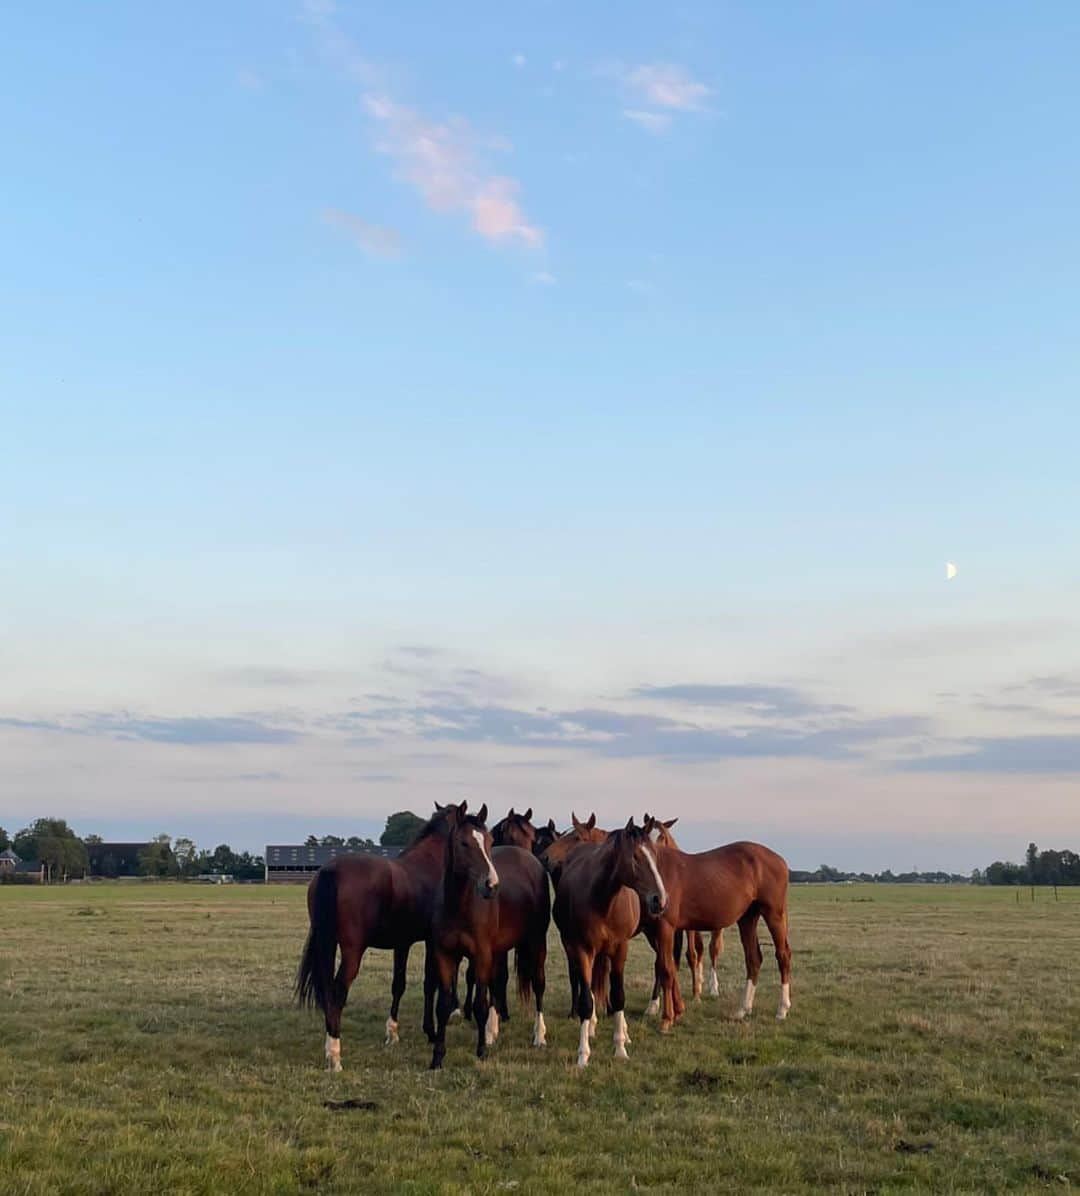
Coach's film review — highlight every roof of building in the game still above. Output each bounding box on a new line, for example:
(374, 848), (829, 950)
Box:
(265, 844), (401, 867)
(0, 850), (44, 873)
(0, 849), (19, 862)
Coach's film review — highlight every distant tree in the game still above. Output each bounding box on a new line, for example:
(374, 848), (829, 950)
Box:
(173, 837), (199, 878)
(1026, 842), (1039, 884)
(138, 834), (179, 878)
(380, 811), (425, 847)
(13, 818), (88, 882)
(0, 827), (9, 852)
(346, 835), (377, 850)
(304, 835), (319, 847)
(320, 835), (345, 847)
(84, 833), (103, 846)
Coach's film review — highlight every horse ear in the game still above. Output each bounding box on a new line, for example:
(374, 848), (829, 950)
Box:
(625, 816), (636, 832)
(523, 807), (533, 822)
(477, 803), (488, 824)
(547, 818), (556, 832)
(508, 807), (515, 818)
(459, 799), (468, 816)
(586, 813), (596, 830)
(664, 818), (678, 829)
(571, 811), (582, 831)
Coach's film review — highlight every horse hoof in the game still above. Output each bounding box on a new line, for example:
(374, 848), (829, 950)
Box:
(327, 1060), (342, 1073)
(429, 1060), (443, 1071)
(659, 1020), (673, 1034)
(776, 1008), (791, 1021)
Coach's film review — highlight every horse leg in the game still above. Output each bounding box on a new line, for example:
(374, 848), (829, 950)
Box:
(610, 942), (631, 1060)
(707, 930), (723, 997)
(428, 950), (458, 1070)
(531, 938), (548, 1047)
(463, 960), (475, 1022)
(473, 952), (495, 1058)
(762, 904), (793, 1019)
(385, 944), (408, 1045)
(643, 924), (662, 1017)
(494, 953), (511, 1022)
(653, 921), (678, 1033)
(574, 949), (595, 1068)
(422, 941), (438, 1043)
(325, 943), (363, 1072)
(734, 908), (763, 1020)
(687, 931), (705, 1000)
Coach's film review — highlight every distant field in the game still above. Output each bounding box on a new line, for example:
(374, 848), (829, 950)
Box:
(1, 882), (1077, 1194)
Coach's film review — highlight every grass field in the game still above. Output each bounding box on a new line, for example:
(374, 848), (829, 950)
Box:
(1, 882), (1078, 1194)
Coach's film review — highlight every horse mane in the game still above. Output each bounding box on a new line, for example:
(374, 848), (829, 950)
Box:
(400, 810), (454, 854)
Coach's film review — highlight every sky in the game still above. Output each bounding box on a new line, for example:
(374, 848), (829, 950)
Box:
(3, 1), (1079, 871)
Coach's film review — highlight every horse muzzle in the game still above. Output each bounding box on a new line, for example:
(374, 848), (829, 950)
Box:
(481, 879), (499, 900)
(647, 894), (668, 916)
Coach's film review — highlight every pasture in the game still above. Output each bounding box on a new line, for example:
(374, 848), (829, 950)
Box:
(1, 882), (1077, 1194)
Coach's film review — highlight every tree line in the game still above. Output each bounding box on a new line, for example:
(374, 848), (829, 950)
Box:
(0, 811), (429, 883)
(974, 843), (1080, 886)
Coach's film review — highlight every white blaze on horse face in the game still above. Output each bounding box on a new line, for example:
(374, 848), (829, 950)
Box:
(613, 1010), (629, 1060)
(708, 968), (720, 997)
(734, 979), (757, 1020)
(639, 844), (667, 909)
(472, 829), (499, 889)
(532, 1011), (547, 1047)
(777, 982), (791, 1020)
(577, 1018), (591, 1068)
(325, 1034), (342, 1072)
(485, 1006), (500, 1045)
(384, 1017), (400, 1046)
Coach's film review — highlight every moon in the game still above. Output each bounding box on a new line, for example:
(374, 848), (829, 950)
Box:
(945, 561), (958, 581)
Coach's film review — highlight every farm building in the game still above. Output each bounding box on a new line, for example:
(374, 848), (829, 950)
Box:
(86, 842), (149, 878)
(264, 843), (401, 884)
(0, 849), (45, 882)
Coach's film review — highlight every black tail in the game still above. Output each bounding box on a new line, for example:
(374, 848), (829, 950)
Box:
(592, 953), (611, 1014)
(296, 867), (338, 1014)
(674, 928), (684, 968)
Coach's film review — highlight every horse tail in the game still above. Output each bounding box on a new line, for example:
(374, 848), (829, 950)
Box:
(592, 953), (611, 1015)
(515, 945), (534, 1005)
(296, 867), (338, 1013)
(673, 928), (684, 968)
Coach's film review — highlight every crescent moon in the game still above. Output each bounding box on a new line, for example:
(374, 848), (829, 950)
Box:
(945, 562), (958, 581)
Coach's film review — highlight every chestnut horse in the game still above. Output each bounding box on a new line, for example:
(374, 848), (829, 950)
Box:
(550, 818), (664, 1067)
(645, 817), (724, 1006)
(426, 805), (550, 1069)
(632, 816), (792, 1032)
(296, 803), (456, 1071)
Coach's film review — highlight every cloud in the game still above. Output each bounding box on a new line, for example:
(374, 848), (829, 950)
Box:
(626, 63), (710, 111)
(528, 271), (557, 285)
(622, 109), (671, 134)
(898, 735), (1080, 774)
(322, 208), (402, 258)
(630, 683), (852, 719)
(1, 713), (299, 745)
(217, 667), (325, 688)
(511, 53), (526, 69)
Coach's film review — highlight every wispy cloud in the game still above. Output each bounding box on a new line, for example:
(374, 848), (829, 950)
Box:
(622, 109), (671, 134)
(529, 270), (557, 285)
(630, 683), (852, 719)
(322, 208), (402, 257)
(898, 735), (1080, 774)
(364, 95), (542, 248)
(626, 63), (710, 111)
(1, 713), (300, 745)
(511, 53), (526, 69)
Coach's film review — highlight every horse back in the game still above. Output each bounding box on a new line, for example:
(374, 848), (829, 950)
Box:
(492, 846), (550, 951)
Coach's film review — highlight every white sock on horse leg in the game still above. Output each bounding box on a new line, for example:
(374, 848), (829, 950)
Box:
(325, 1034), (342, 1072)
(588, 1008), (597, 1039)
(645, 997), (660, 1016)
(532, 1011), (547, 1047)
(776, 981), (791, 1020)
(708, 968), (720, 997)
(384, 1017), (399, 1046)
(612, 1010), (629, 1060)
(735, 979), (756, 1020)
(576, 1019), (591, 1068)
(485, 1007), (500, 1045)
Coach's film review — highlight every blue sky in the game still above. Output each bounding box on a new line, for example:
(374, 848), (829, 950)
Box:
(3, 1), (1079, 869)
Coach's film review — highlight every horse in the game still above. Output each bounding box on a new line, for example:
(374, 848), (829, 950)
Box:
(296, 802), (457, 1071)
(645, 817), (724, 1005)
(630, 815), (792, 1032)
(531, 817), (560, 858)
(491, 807), (536, 851)
(550, 817), (667, 1067)
(426, 804), (550, 1069)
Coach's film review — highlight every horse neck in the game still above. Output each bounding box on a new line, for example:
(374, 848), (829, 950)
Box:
(441, 835), (474, 914)
(587, 840), (628, 909)
(400, 831), (449, 895)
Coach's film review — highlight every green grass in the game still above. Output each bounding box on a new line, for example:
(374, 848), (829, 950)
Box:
(1, 883), (1078, 1194)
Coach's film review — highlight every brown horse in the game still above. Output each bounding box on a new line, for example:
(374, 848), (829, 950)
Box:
(632, 816), (792, 1032)
(426, 805), (550, 1069)
(491, 807), (536, 851)
(296, 803), (457, 1071)
(550, 818), (664, 1067)
(645, 817), (724, 1006)
(531, 817), (560, 858)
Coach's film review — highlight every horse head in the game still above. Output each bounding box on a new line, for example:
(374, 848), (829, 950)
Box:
(531, 817), (560, 858)
(643, 813), (680, 848)
(540, 812), (607, 880)
(609, 817), (669, 917)
(446, 802), (499, 900)
(491, 806), (537, 851)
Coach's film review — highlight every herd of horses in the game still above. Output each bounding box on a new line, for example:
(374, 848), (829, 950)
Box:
(297, 803), (792, 1070)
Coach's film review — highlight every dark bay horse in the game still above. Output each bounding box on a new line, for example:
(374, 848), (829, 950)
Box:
(632, 816), (792, 1032)
(646, 817), (724, 1005)
(491, 807), (536, 851)
(550, 818), (662, 1067)
(531, 817), (560, 858)
(426, 806), (550, 1069)
(296, 803), (457, 1071)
